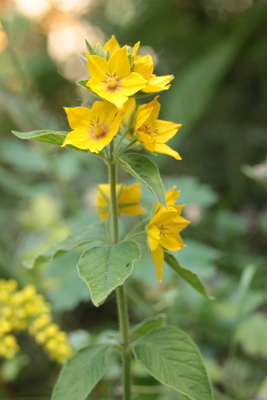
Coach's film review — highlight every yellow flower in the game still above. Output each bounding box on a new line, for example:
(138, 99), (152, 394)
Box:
(86, 47), (147, 108)
(62, 101), (124, 153)
(134, 54), (173, 93)
(97, 183), (145, 221)
(103, 35), (140, 57)
(147, 187), (190, 282)
(134, 96), (182, 159)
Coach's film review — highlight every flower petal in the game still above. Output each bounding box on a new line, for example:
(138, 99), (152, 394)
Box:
(87, 55), (108, 79)
(131, 41), (140, 56)
(142, 75), (173, 93)
(160, 232), (185, 252)
(62, 129), (93, 150)
(137, 96), (160, 125)
(103, 36), (120, 56)
(153, 142), (182, 160)
(151, 120), (182, 143)
(134, 55), (153, 81)
(92, 101), (118, 126)
(121, 98), (136, 128)
(97, 184), (110, 221)
(147, 224), (161, 252)
(64, 107), (93, 131)
(166, 187), (180, 207)
(108, 47), (131, 78)
(151, 246), (164, 282)
(135, 107), (153, 131)
(119, 72), (147, 96)
(105, 109), (125, 140)
(118, 183), (145, 216)
(136, 131), (156, 152)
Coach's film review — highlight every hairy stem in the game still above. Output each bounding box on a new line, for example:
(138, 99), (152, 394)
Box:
(108, 141), (132, 400)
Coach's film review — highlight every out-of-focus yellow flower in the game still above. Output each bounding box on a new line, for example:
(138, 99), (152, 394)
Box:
(0, 280), (72, 364)
(86, 47), (147, 108)
(147, 187), (190, 282)
(0, 334), (19, 359)
(97, 183), (145, 221)
(62, 101), (124, 153)
(134, 54), (173, 93)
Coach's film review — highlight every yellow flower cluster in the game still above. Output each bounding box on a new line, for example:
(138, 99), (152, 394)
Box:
(0, 280), (73, 364)
(60, 35), (189, 282)
(62, 36), (181, 159)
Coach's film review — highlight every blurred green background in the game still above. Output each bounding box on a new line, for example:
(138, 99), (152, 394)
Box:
(0, 0), (267, 399)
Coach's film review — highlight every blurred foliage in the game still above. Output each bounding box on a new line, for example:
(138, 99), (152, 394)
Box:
(0, 0), (267, 399)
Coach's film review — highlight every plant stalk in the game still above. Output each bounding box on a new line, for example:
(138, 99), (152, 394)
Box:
(108, 141), (132, 400)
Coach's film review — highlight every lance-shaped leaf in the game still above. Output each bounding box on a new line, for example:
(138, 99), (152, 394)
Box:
(78, 241), (141, 306)
(25, 223), (107, 269)
(118, 153), (166, 207)
(12, 130), (68, 145)
(133, 326), (214, 400)
(164, 252), (213, 299)
(51, 344), (111, 400)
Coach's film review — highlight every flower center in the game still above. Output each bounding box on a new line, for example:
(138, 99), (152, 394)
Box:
(105, 70), (120, 90)
(139, 124), (159, 135)
(89, 118), (106, 138)
(159, 225), (170, 237)
(107, 78), (117, 88)
(94, 125), (105, 137)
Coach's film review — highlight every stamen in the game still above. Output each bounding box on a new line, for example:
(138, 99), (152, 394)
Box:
(159, 225), (170, 237)
(105, 70), (120, 90)
(88, 119), (106, 138)
(94, 125), (105, 137)
(139, 124), (159, 135)
(107, 78), (117, 88)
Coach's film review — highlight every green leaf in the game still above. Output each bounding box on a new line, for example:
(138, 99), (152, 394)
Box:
(78, 52), (88, 69)
(12, 130), (90, 153)
(78, 241), (141, 306)
(51, 344), (111, 400)
(175, 239), (220, 280)
(118, 153), (166, 207)
(131, 314), (166, 339)
(164, 252), (213, 299)
(85, 39), (97, 55)
(25, 223), (106, 269)
(76, 79), (90, 90)
(133, 326), (213, 400)
(12, 130), (68, 146)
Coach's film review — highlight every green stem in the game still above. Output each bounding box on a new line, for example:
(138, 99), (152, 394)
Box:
(126, 218), (150, 237)
(117, 139), (137, 156)
(125, 231), (146, 241)
(108, 141), (119, 244)
(115, 127), (132, 153)
(108, 141), (132, 400)
(116, 285), (132, 400)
